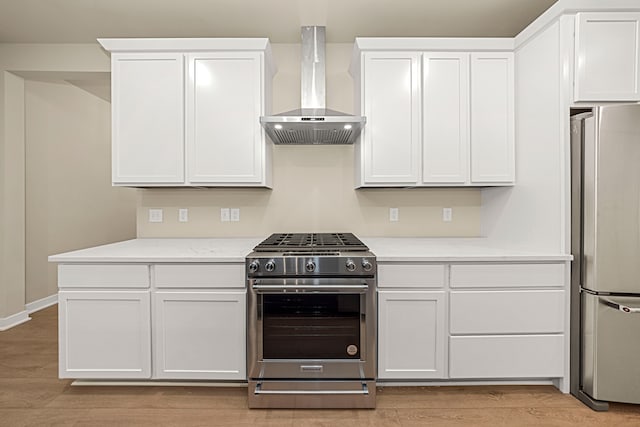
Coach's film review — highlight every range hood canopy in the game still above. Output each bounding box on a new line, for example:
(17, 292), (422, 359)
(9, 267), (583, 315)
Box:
(260, 26), (366, 145)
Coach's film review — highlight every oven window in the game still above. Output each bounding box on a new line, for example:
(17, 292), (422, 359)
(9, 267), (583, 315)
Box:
(262, 293), (361, 359)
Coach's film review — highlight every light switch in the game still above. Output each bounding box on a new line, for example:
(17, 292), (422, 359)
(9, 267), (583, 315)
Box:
(148, 209), (163, 223)
(443, 207), (453, 222)
(220, 208), (230, 222)
(230, 208), (240, 222)
(389, 207), (399, 222)
(178, 208), (189, 222)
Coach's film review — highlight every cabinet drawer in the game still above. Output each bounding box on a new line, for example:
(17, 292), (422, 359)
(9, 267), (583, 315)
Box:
(449, 335), (564, 378)
(450, 263), (564, 288)
(154, 264), (245, 288)
(450, 290), (564, 334)
(378, 263), (446, 288)
(58, 264), (149, 288)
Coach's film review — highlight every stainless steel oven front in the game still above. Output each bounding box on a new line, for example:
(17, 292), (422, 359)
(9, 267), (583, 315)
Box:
(247, 277), (376, 408)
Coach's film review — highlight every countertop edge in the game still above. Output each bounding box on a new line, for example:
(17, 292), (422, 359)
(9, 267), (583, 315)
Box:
(47, 256), (247, 263)
(375, 255), (573, 262)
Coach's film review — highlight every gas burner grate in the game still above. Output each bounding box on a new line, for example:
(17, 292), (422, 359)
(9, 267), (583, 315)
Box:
(254, 233), (368, 252)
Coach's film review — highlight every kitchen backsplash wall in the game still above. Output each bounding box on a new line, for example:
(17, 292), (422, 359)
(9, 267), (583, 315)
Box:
(136, 43), (482, 238)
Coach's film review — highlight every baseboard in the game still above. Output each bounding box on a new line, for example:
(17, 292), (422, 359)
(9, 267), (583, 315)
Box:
(25, 293), (58, 314)
(377, 379), (556, 387)
(0, 310), (31, 331)
(72, 380), (248, 387)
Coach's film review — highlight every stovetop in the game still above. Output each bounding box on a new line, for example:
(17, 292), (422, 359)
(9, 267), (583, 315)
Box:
(247, 233), (375, 277)
(253, 233), (368, 253)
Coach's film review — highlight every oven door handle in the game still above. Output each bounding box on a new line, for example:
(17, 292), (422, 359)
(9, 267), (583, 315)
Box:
(254, 381), (370, 395)
(252, 284), (369, 293)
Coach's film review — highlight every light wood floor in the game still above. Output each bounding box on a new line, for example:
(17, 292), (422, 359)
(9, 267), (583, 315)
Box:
(1, 306), (639, 426)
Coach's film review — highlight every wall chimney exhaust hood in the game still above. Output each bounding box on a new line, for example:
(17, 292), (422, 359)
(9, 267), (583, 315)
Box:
(260, 26), (366, 145)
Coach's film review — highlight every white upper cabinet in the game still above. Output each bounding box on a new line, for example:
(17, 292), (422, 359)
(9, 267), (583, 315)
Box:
(112, 53), (185, 185)
(101, 39), (273, 187)
(359, 52), (421, 185)
(575, 12), (640, 102)
(422, 53), (469, 184)
(186, 52), (267, 185)
(351, 39), (515, 188)
(470, 53), (515, 184)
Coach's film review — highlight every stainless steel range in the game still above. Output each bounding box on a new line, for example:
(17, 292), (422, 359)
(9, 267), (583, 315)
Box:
(246, 233), (376, 409)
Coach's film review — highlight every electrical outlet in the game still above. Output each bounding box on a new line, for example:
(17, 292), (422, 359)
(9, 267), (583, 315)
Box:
(178, 208), (189, 222)
(230, 208), (240, 222)
(148, 209), (163, 223)
(443, 207), (453, 222)
(389, 207), (399, 222)
(220, 208), (230, 222)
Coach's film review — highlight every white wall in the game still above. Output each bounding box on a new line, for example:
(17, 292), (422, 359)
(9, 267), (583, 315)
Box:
(0, 43), (135, 322)
(0, 71), (26, 320)
(481, 21), (565, 253)
(25, 79), (136, 303)
(137, 43), (482, 238)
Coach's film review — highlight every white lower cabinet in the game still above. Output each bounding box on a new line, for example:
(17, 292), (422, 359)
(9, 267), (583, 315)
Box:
(377, 261), (568, 384)
(58, 290), (151, 379)
(448, 262), (567, 381)
(57, 262), (247, 382)
(153, 291), (246, 380)
(378, 290), (446, 379)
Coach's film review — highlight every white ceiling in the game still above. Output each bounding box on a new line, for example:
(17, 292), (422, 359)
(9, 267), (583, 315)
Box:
(0, 0), (558, 44)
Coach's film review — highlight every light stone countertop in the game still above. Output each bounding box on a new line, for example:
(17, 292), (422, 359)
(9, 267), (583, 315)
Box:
(48, 237), (264, 263)
(48, 236), (572, 264)
(362, 237), (572, 262)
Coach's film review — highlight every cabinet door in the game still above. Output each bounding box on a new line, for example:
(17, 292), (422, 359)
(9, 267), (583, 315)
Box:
(186, 52), (266, 185)
(111, 53), (185, 185)
(361, 52), (421, 185)
(422, 53), (469, 184)
(58, 290), (151, 379)
(470, 53), (515, 184)
(575, 12), (640, 101)
(154, 291), (246, 380)
(378, 290), (446, 379)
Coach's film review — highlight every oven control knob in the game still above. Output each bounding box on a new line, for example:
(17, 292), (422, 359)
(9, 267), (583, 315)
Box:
(248, 260), (260, 273)
(265, 260), (276, 272)
(361, 259), (373, 272)
(345, 259), (356, 272)
(305, 260), (316, 272)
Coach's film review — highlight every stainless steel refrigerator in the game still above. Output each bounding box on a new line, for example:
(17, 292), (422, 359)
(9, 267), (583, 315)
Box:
(571, 104), (640, 411)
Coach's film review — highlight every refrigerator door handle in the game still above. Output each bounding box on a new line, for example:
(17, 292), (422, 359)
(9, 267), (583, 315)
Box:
(601, 298), (640, 314)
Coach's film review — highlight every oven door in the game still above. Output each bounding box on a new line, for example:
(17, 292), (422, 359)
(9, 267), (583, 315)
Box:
(247, 278), (376, 381)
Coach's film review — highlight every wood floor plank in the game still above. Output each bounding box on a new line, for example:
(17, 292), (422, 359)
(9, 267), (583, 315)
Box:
(1, 305), (639, 426)
(395, 407), (640, 427)
(0, 378), (70, 409)
(83, 408), (296, 427)
(45, 386), (248, 410)
(0, 408), (92, 427)
(376, 385), (584, 409)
